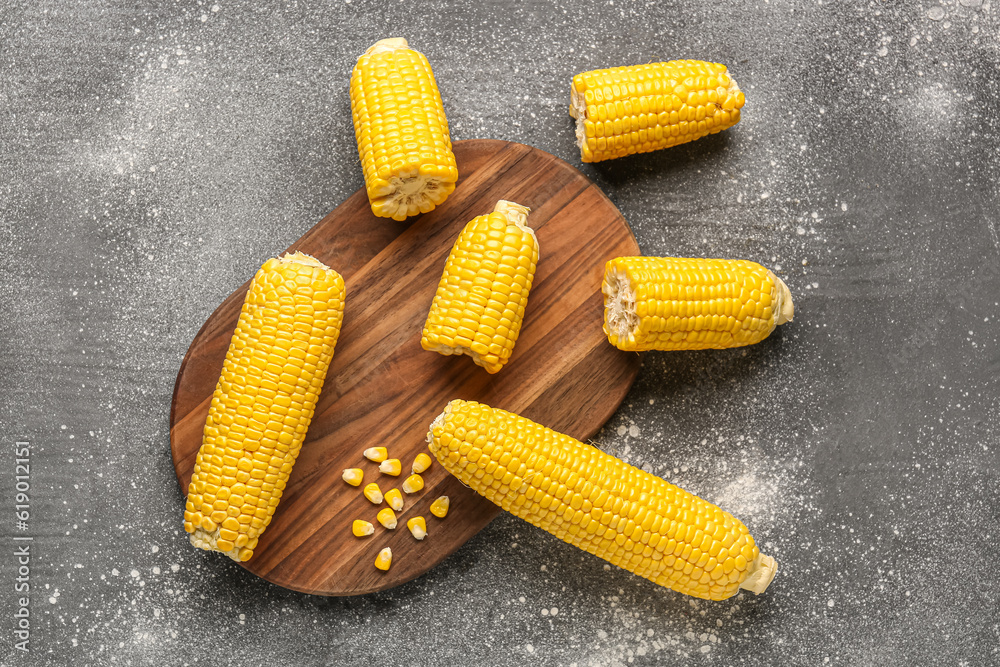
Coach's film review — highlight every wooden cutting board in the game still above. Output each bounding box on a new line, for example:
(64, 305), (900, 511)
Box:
(170, 139), (641, 595)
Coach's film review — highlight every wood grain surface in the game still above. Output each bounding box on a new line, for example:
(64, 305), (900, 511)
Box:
(169, 139), (641, 595)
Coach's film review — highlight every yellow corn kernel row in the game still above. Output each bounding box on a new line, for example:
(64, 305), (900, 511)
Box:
(427, 400), (777, 600)
(350, 38), (458, 221)
(569, 60), (745, 163)
(184, 252), (345, 562)
(602, 256), (794, 352)
(421, 201), (538, 374)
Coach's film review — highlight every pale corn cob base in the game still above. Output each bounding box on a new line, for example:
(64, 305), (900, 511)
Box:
(569, 65), (744, 162)
(421, 200), (537, 373)
(603, 263), (794, 349)
(355, 38), (456, 221)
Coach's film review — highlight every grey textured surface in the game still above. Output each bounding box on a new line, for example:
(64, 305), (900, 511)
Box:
(2, 1), (999, 665)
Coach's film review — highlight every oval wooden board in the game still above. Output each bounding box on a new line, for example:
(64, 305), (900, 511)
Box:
(170, 139), (641, 595)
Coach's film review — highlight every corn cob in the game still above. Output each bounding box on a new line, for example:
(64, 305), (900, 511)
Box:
(350, 38), (458, 221)
(427, 400), (777, 600)
(184, 252), (345, 562)
(569, 60), (745, 163)
(603, 256), (794, 352)
(420, 200), (538, 374)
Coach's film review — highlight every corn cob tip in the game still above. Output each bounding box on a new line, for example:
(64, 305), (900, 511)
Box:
(772, 273), (794, 325)
(737, 553), (778, 595)
(363, 37), (409, 56)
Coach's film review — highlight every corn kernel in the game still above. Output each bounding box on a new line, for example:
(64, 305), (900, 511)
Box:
(377, 507), (398, 529)
(402, 474), (424, 494)
(384, 488), (404, 512)
(352, 520), (374, 537)
(379, 459), (402, 476)
(407, 516), (427, 540)
(412, 452), (432, 474)
(374, 547), (392, 571)
(363, 482), (383, 505)
(430, 495), (450, 518)
(342, 468), (364, 486)
(364, 447), (388, 463)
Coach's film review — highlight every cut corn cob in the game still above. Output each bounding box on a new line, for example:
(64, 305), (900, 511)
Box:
(420, 200), (538, 374)
(412, 452), (432, 474)
(385, 488), (404, 512)
(402, 474), (424, 494)
(377, 507), (398, 530)
(342, 468), (364, 486)
(603, 256), (794, 352)
(407, 516), (427, 540)
(364, 482), (384, 505)
(570, 60), (745, 163)
(352, 520), (375, 537)
(364, 446), (388, 463)
(429, 496), (450, 518)
(183, 252), (345, 563)
(379, 459), (402, 476)
(375, 547), (393, 571)
(350, 38), (458, 221)
(427, 400), (777, 600)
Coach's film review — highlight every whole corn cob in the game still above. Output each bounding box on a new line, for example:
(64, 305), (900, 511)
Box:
(420, 200), (538, 374)
(569, 60), (745, 163)
(184, 252), (345, 562)
(427, 400), (777, 600)
(603, 256), (793, 352)
(350, 37), (458, 221)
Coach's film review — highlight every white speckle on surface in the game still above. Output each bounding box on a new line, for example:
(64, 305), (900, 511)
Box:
(927, 6), (945, 20)
(828, 599), (835, 608)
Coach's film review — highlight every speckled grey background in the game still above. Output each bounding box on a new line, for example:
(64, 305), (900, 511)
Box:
(1, 0), (999, 665)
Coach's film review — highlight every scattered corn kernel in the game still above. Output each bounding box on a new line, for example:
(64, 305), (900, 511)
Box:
(352, 520), (374, 537)
(384, 488), (404, 512)
(375, 547), (392, 571)
(379, 459), (402, 476)
(402, 474), (424, 494)
(429, 495), (450, 518)
(412, 452), (432, 474)
(364, 447), (388, 463)
(342, 468), (364, 486)
(377, 507), (398, 529)
(363, 482), (383, 505)
(407, 516), (427, 540)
